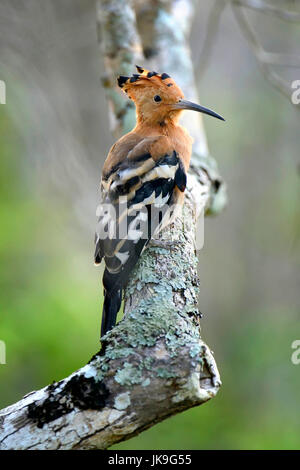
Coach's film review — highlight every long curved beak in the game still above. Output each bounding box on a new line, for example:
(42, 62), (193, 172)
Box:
(174, 99), (225, 121)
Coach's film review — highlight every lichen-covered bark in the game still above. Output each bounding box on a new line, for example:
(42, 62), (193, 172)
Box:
(0, 0), (225, 450)
(0, 303), (219, 450)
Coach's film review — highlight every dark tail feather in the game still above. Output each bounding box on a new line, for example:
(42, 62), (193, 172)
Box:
(101, 269), (122, 337)
(100, 289), (122, 337)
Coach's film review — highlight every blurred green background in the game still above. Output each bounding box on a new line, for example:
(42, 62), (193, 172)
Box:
(0, 1), (299, 449)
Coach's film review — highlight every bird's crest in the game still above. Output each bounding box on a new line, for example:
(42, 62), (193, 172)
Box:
(117, 65), (175, 90)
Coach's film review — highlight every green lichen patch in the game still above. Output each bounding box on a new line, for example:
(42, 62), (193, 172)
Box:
(114, 362), (144, 386)
(189, 343), (202, 358)
(141, 378), (151, 387)
(156, 368), (178, 379)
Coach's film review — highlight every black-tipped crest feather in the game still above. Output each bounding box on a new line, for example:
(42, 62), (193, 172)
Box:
(117, 75), (130, 88)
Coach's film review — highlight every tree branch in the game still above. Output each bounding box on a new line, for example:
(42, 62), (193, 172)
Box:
(231, 0), (300, 23)
(96, 0), (143, 137)
(231, 1), (300, 104)
(195, 0), (226, 81)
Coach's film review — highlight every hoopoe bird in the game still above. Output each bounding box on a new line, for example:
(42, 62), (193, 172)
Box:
(95, 66), (224, 337)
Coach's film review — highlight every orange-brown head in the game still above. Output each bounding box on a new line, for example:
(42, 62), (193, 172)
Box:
(118, 65), (224, 126)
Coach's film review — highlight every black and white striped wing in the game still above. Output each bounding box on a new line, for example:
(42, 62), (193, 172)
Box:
(94, 150), (186, 292)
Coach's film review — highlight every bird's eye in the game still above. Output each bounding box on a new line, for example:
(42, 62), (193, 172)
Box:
(154, 95), (162, 102)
